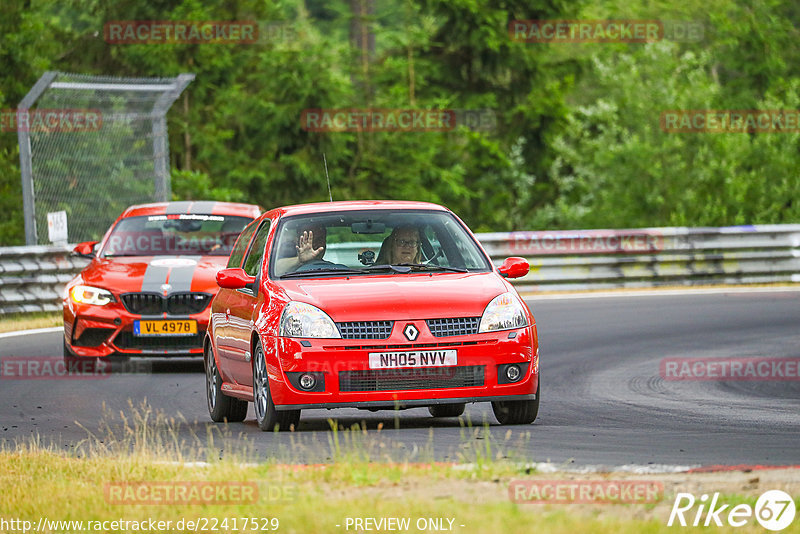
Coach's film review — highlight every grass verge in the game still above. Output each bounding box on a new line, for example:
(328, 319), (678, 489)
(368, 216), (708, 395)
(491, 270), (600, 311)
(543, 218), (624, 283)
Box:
(2, 402), (797, 534)
(1, 449), (797, 533)
(0, 311), (61, 333)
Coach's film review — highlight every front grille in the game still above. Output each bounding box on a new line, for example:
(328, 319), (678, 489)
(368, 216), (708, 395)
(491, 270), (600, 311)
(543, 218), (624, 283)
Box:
(339, 365), (484, 392)
(337, 321), (393, 339)
(73, 328), (113, 347)
(113, 331), (204, 351)
(121, 293), (162, 315)
(324, 340), (493, 351)
(121, 292), (211, 315)
(167, 293), (212, 314)
(426, 317), (481, 337)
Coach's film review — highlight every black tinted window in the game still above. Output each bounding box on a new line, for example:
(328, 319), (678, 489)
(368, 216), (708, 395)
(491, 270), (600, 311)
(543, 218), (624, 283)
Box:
(227, 220), (258, 268)
(243, 220), (271, 276)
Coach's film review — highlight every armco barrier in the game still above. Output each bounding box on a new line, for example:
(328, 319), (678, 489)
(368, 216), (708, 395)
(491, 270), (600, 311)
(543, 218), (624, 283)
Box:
(479, 224), (800, 292)
(0, 244), (89, 315)
(1, 224), (799, 315)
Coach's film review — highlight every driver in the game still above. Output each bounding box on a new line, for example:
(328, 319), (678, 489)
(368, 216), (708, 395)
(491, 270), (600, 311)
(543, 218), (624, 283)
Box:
(376, 226), (422, 265)
(274, 225), (328, 275)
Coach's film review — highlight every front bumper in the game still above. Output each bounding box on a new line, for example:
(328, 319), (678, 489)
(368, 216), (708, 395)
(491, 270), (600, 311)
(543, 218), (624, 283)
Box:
(64, 300), (208, 358)
(261, 325), (539, 409)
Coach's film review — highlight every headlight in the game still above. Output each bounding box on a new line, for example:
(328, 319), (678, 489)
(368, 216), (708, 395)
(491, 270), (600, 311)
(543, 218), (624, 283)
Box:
(279, 302), (341, 338)
(70, 285), (114, 306)
(478, 292), (528, 333)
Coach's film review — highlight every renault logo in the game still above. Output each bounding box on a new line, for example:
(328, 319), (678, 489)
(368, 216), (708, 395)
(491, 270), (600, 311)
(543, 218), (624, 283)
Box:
(403, 323), (419, 341)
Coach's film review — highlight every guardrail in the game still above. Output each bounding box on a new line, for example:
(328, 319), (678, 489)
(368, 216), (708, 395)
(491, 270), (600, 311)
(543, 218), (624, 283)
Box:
(0, 245), (89, 315)
(479, 224), (800, 292)
(1, 224), (799, 315)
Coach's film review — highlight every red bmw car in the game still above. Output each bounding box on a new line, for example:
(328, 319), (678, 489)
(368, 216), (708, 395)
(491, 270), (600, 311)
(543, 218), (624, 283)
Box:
(205, 201), (539, 430)
(63, 201), (262, 363)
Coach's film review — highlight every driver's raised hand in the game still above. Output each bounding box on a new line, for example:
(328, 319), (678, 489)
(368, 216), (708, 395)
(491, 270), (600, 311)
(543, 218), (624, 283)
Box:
(297, 230), (324, 264)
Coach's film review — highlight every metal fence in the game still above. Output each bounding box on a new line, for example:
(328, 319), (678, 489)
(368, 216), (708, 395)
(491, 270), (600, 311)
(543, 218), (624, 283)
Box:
(18, 72), (195, 246)
(1, 224), (799, 316)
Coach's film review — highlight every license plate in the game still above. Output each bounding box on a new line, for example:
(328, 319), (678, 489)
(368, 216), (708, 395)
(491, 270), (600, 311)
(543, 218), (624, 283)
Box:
(368, 349), (457, 369)
(134, 320), (197, 336)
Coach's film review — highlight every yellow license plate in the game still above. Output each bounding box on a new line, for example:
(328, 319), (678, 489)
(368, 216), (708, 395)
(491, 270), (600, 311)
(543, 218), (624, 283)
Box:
(134, 320), (197, 336)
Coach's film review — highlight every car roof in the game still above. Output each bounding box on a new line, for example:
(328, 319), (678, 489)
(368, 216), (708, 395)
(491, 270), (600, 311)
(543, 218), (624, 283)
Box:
(120, 201), (262, 219)
(268, 200), (450, 218)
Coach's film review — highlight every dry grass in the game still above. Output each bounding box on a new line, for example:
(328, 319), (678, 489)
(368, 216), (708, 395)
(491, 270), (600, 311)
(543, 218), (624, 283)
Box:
(1, 403), (796, 533)
(0, 311), (61, 333)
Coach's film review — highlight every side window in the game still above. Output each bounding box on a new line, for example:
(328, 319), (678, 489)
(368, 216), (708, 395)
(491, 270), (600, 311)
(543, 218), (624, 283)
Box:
(242, 220), (271, 276)
(227, 220), (258, 268)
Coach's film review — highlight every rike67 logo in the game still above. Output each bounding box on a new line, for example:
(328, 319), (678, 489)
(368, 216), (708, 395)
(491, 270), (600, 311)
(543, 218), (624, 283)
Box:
(668, 490), (796, 531)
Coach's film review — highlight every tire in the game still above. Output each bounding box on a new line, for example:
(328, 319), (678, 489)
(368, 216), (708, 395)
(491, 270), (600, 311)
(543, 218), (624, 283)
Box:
(428, 403), (466, 418)
(205, 342), (248, 423)
(492, 376), (540, 425)
(63, 339), (77, 367)
(253, 340), (300, 431)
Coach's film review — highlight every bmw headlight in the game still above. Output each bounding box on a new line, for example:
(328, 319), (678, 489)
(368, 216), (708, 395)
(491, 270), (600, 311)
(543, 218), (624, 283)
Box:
(478, 292), (528, 333)
(279, 302), (341, 338)
(70, 285), (114, 306)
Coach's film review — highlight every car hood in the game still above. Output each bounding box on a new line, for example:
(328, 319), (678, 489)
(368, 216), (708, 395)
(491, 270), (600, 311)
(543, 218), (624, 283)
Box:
(80, 255), (227, 295)
(278, 272), (510, 321)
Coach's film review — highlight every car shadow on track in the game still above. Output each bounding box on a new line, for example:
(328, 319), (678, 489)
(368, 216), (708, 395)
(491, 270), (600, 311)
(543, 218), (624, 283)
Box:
(106, 358), (204, 374)
(233, 408), (497, 432)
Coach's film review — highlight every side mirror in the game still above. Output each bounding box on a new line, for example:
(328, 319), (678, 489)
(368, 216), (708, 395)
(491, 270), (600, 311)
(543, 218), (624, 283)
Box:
(498, 257), (529, 279)
(73, 241), (99, 259)
(216, 268), (256, 290)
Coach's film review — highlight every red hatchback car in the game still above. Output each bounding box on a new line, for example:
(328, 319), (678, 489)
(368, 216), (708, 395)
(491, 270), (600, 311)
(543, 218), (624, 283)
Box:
(63, 201), (262, 362)
(205, 201), (539, 430)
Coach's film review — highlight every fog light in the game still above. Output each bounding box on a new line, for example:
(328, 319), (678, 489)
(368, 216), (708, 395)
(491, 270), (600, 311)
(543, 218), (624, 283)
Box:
(299, 373), (316, 390)
(506, 364), (521, 382)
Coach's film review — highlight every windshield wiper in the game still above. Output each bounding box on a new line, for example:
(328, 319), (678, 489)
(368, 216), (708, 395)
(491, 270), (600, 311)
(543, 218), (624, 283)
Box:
(362, 264), (413, 273)
(281, 268), (368, 278)
(367, 263), (468, 273)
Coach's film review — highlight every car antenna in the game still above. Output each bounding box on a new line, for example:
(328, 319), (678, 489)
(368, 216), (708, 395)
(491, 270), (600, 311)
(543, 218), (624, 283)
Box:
(323, 153), (333, 202)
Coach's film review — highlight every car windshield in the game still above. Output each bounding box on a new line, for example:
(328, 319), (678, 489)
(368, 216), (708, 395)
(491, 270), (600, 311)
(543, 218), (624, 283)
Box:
(101, 214), (252, 257)
(270, 209), (492, 278)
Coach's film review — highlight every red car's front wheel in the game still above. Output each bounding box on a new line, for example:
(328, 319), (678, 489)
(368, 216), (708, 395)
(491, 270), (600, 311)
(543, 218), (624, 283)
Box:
(205, 342), (248, 423)
(253, 340), (300, 431)
(492, 376), (540, 425)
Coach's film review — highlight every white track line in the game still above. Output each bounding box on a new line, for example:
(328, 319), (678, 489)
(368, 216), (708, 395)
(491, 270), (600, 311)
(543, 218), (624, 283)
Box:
(0, 326), (62, 339)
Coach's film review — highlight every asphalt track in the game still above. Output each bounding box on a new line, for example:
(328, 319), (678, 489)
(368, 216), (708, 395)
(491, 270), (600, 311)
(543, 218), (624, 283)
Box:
(2, 289), (799, 468)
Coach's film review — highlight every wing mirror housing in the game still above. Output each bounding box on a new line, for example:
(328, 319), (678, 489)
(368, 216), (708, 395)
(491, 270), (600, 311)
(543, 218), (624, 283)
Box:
(72, 241), (99, 259)
(498, 257), (530, 279)
(216, 268), (256, 290)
